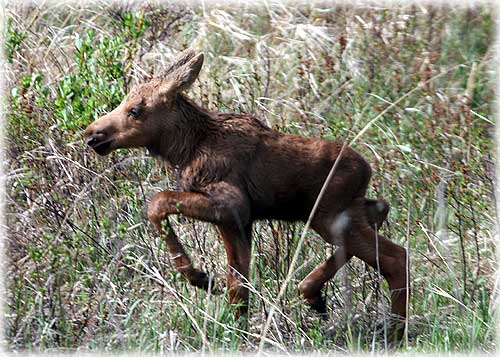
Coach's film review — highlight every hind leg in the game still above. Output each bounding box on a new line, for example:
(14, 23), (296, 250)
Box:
(299, 198), (390, 313)
(345, 201), (408, 343)
(299, 247), (352, 313)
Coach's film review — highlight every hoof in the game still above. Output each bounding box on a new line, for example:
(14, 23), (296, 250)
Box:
(387, 321), (405, 348)
(188, 270), (217, 292)
(306, 295), (327, 315)
(375, 319), (405, 348)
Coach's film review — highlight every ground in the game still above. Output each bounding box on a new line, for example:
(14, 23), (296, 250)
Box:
(4, 2), (497, 353)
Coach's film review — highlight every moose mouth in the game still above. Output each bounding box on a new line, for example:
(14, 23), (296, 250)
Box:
(90, 139), (114, 156)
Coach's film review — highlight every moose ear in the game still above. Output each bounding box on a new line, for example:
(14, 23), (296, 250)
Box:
(171, 53), (204, 92)
(161, 48), (197, 77)
(158, 53), (204, 98)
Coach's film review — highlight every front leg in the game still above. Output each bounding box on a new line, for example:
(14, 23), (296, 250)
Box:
(217, 224), (252, 318)
(150, 217), (211, 290)
(147, 185), (250, 291)
(148, 183), (250, 228)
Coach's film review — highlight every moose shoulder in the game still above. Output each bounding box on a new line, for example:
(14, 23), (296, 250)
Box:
(84, 48), (408, 343)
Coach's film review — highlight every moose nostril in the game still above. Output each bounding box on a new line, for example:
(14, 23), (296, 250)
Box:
(86, 136), (98, 147)
(86, 130), (107, 146)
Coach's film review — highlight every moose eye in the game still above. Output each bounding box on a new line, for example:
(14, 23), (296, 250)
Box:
(129, 108), (141, 119)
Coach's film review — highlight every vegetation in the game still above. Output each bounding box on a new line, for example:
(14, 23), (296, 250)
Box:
(4, 2), (496, 353)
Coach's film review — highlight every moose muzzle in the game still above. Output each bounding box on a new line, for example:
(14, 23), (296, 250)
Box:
(84, 119), (114, 156)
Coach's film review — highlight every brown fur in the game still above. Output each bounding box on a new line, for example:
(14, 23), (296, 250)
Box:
(84, 49), (408, 343)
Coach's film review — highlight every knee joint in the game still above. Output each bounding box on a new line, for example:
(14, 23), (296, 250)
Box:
(299, 279), (322, 298)
(147, 196), (165, 226)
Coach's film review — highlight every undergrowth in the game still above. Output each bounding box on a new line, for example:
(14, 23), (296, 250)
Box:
(4, 2), (497, 353)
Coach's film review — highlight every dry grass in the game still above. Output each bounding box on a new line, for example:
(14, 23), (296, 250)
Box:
(4, 1), (497, 353)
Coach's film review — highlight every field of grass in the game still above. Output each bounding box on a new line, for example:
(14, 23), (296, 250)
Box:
(4, 1), (497, 353)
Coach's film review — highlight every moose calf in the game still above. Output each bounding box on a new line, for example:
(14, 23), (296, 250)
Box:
(85, 49), (408, 342)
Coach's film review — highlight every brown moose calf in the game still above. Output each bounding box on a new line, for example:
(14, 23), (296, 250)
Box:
(84, 49), (408, 342)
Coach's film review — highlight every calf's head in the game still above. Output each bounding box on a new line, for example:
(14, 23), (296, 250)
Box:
(84, 48), (204, 155)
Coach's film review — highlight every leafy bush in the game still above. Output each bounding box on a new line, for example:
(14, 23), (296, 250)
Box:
(4, 3), (496, 353)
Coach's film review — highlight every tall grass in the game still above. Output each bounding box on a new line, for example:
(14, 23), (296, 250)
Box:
(4, 1), (497, 353)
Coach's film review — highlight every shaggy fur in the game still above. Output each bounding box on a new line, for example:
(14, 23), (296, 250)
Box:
(84, 48), (408, 343)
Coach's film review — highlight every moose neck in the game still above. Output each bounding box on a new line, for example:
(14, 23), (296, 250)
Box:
(151, 94), (216, 168)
